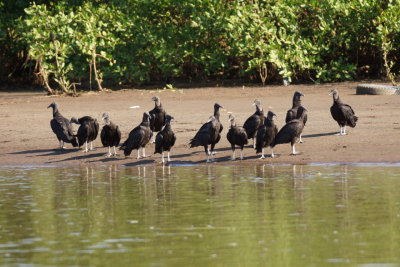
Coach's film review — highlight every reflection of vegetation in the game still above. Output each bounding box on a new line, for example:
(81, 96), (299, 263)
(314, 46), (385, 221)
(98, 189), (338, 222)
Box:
(1, 1), (400, 91)
(0, 165), (399, 265)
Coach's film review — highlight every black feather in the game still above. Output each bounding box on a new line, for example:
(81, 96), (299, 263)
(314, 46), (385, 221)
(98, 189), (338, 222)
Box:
(189, 104), (223, 160)
(227, 116), (248, 151)
(120, 112), (152, 157)
(100, 114), (121, 148)
(154, 115), (176, 154)
(273, 110), (307, 148)
(256, 111), (278, 153)
(48, 102), (78, 148)
(70, 116), (99, 147)
(330, 89), (358, 128)
(149, 96), (166, 132)
(286, 91), (307, 126)
(243, 100), (264, 139)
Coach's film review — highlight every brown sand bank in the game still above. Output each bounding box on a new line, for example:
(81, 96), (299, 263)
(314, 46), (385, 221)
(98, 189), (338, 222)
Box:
(0, 81), (399, 166)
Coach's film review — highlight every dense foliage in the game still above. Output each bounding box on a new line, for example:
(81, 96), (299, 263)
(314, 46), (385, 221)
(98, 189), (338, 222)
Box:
(1, 0), (399, 94)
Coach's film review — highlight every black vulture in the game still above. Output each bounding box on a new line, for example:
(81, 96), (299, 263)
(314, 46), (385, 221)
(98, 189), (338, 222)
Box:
(286, 91), (307, 143)
(330, 89), (358, 135)
(154, 114), (176, 163)
(47, 102), (78, 149)
(243, 99), (264, 148)
(149, 96), (166, 142)
(272, 109), (307, 155)
(226, 114), (248, 160)
(189, 115), (222, 163)
(100, 113), (121, 157)
(120, 112), (153, 158)
(256, 111), (278, 158)
(70, 116), (99, 152)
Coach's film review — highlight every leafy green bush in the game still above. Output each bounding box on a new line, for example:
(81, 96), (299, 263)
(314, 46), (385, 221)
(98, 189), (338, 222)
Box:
(0, 0), (398, 93)
(374, 1), (400, 85)
(20, 4), (77, 94)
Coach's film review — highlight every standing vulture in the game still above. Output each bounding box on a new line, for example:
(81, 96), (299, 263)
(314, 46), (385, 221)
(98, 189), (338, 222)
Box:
(189, 103), (223, 162)
(256, 111), (278, 158)
(48, 102), (78, 149)
(100, 113), (121, 157)
(149, 96), (166, 142)
(330, 89), (358, 135)
(70, 116), (99, 152)
(286, 91), (307, 143)
(226, 114), (248, 160)
(272, 109), (307, 155)
(154, 114), (176, 164)
(120, 112), (153, 158)
(189, 116), (221, 162)
(243, 99), (264, 148)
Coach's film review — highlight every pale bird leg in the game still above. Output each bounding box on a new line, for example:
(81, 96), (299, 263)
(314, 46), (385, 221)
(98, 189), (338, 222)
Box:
(260, 148), (265, 159)
(142, 147), (146, 158)
(137, 150), (141, 159)
(270, 148), (275, 158)
(106, 146), (112, 157)
(167, 152), (171, 162)
(113, 146), (118, 156)
(206, 153), (210, 163)
(336, 127), (343, 135)
(231, 150), (236, 161)
(291, 144), (298, 155)
(240, 149), (244, 160)
(161, 152), (165, 164)
(83, 141), (88, 153)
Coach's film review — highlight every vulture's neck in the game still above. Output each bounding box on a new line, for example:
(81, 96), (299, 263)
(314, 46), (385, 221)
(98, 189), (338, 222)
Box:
(214, 108), (220, 120)
(52, 107), (59, 117)
(333, 95), (342, 104)
(255, 105), (263, 115)
(292, 98), (302, 108)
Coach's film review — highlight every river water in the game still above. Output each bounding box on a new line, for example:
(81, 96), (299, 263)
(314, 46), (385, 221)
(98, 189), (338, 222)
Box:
(0, 164), (399, 266)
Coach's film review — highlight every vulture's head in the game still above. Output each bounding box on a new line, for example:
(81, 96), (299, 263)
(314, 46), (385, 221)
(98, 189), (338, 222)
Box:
(70, 117), (80, 124)
(214, 103), (223, 110)
(47, 102), (58, 109)
(253, 99), (261, 107)
(267, 111), (276, 119)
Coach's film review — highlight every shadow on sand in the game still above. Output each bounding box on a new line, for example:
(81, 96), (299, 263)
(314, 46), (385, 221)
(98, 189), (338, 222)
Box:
(302, 132), (337, 138)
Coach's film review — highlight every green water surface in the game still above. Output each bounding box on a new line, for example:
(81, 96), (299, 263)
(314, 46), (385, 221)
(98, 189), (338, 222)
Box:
(0, 164), (399, 266)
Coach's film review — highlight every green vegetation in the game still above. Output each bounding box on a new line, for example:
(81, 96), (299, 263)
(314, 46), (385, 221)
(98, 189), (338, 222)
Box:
(1, 0), (399, 94)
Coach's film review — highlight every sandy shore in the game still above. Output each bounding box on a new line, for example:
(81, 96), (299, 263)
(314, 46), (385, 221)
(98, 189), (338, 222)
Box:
(0, 81), (399, 166)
